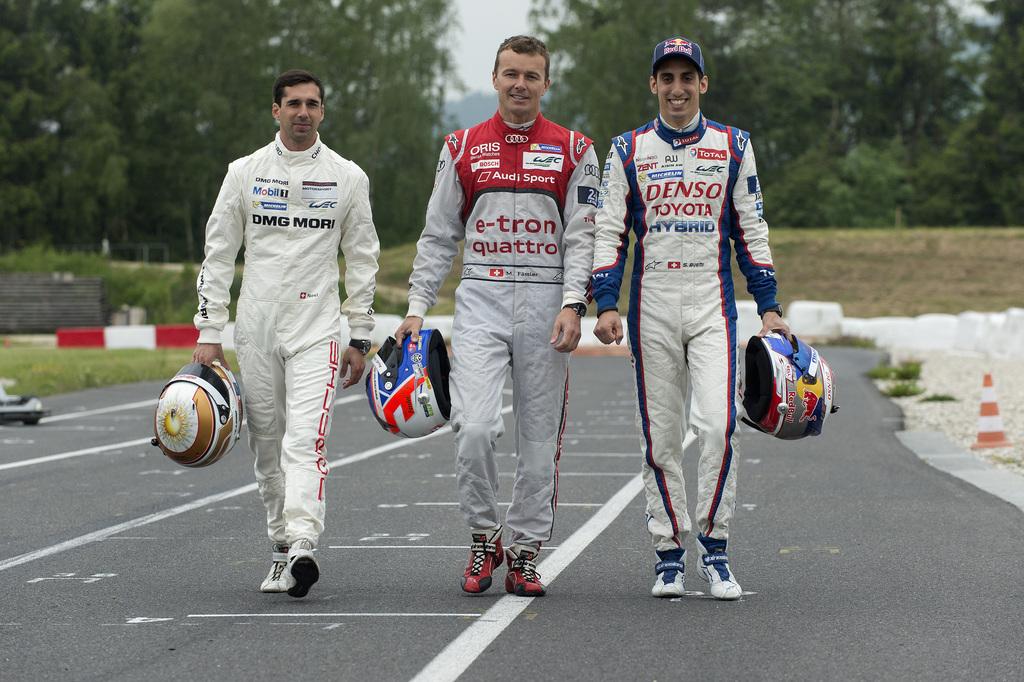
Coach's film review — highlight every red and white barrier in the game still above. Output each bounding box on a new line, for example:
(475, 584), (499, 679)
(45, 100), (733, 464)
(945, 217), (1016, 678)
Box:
(56, 324), (236, 350)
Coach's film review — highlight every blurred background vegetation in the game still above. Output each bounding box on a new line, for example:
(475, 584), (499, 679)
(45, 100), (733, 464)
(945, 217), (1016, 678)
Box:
(1, 0), (1021, 325)
(2, 0), (1021, 257)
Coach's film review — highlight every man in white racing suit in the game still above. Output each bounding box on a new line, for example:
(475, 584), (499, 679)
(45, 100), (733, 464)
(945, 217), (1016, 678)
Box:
(396, 36), (599, 597)
(592, 37), (791, 600)
(193, 69), (379, 598)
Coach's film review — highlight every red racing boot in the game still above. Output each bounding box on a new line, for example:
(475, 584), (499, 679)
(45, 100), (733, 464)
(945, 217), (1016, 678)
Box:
(461, 527), (504, 593)
(504, 546), (546, 596)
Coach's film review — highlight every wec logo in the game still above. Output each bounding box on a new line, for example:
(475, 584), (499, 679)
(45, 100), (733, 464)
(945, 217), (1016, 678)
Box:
(309, 200), (337, 209)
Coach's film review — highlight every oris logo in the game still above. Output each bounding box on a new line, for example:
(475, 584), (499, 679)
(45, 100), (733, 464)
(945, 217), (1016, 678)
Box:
(505, 134), (529, 144)
(470, 142), (501, 156)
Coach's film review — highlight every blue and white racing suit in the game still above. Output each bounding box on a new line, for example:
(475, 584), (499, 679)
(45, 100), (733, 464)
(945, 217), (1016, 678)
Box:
(591, 114), (778, 551)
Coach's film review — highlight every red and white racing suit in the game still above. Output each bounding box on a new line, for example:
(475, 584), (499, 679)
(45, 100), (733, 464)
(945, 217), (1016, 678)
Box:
(591, 115), (779, 552)
(408, 112), (599, 550)
(196, 133), (379, 548)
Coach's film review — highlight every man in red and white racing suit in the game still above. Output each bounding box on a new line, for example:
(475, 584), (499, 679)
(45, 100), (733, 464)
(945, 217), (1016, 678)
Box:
(397, 36), (599, 596)
(194, 70), (379, 598)
(592, 37), (791, 600)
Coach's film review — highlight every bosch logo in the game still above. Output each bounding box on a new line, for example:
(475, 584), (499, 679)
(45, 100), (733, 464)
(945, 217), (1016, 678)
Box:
(505, 134), (529, 144)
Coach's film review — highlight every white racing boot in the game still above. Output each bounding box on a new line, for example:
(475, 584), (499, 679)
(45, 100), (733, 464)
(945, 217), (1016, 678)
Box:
(651, 547), (686, 598)
(260, 544), (293, 593)
(696, 535), (742, 600)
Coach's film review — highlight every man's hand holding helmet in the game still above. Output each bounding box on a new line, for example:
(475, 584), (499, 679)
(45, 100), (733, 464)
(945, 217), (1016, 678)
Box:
(193, 343), (230, 370)
(758, 306), (791, 339)
(395, 315), (423, 344)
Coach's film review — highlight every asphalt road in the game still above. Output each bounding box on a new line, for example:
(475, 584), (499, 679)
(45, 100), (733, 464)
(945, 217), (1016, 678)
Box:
(1, 349), (1021, 681)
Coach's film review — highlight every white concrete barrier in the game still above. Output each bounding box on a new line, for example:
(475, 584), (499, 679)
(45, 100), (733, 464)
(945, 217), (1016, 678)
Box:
(104, 325), (156, 350)
(788, 301), (844, 338)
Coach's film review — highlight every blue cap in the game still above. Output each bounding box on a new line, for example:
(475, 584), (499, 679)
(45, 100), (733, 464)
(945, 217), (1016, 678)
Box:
(651, 36), (705, 75)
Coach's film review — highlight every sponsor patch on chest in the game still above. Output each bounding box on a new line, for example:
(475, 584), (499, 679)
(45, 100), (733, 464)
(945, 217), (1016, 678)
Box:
(302, 180), (339, 202)
(522, 152), (564, 171)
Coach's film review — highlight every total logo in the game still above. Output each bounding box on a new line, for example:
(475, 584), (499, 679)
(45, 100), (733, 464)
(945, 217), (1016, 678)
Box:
(690, 148), (728, 161)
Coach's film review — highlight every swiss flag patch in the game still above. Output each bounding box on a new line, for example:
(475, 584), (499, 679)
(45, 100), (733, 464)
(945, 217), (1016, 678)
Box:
(489, 268), (505, 277)
(668, 261), (681, 269)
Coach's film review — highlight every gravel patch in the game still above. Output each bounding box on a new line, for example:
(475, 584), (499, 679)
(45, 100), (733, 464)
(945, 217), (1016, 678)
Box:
(879, 349), (1024, 475)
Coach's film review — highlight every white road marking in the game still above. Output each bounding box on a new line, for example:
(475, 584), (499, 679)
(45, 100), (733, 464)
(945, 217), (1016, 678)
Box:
(325, 545), (559, 550)
(0, 405), (512, 573)
(432, 471), (635, 478)
(411, 474), (643, 682)
(40, 400), (157, 424)
(37, 393), (365, 426)
(0, 437), (153, 472)
(411, 502), (600, 507)
(0, 393), (399, 472)
(187, 612), (481, 618)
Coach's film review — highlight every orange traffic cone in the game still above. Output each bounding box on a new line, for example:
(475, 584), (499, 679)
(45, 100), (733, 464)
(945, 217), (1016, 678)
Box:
(971, 373), (1012, 449)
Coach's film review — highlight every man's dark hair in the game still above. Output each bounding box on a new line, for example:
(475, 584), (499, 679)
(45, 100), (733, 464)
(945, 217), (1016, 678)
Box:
(273, 69), (325, 105)
(493, 35), (550, 80)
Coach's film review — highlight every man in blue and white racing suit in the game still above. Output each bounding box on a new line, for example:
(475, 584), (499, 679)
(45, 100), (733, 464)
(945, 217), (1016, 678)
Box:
(592, 37), (791, 600)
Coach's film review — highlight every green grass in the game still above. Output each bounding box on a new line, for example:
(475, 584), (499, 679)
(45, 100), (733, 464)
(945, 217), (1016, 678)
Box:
(368, 227), (1024, 319)
(0, 347), (237, 397)
(921, 394), (957, 402)
(884, 381), (925, 398)
(868, 361), (922, 381)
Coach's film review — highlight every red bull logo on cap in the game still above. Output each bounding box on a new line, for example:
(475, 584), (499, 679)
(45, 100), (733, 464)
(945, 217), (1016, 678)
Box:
(663, 38), (693, 56)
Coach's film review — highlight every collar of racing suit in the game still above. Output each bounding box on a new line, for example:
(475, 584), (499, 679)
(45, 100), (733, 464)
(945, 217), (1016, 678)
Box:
(491, 110), (546, 136)
(659, 111), (701, 134)
(653, 111), (706, 148)
(501, 117), (536, 130)
(273, 132), (324, 161)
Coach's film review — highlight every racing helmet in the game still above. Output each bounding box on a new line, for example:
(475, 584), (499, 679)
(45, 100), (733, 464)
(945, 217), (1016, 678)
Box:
(741, 333), (838, 439)
(151, 361), (243, 467)
(366, 328), (451, 438)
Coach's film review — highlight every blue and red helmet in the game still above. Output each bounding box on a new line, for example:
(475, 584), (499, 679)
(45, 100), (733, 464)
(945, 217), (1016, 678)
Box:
(366, 328), (451, 439)
(742, 333), (838, 440)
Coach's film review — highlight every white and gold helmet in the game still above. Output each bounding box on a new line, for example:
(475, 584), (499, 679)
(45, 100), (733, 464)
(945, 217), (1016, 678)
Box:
(151, 361), (243, 467)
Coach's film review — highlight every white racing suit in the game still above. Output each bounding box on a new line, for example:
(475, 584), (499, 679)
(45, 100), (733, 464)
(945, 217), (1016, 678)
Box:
(591, 115), (778, 552)
(196, 133), (379, 547)
(408, 112), (599, 550)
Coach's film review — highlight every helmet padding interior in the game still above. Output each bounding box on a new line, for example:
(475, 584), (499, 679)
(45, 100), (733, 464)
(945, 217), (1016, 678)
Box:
(426, 330), (452, 419)
(743, 338), (773, 422)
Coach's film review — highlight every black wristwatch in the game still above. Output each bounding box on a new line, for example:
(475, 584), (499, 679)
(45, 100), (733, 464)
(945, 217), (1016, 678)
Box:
(349, 338), (372, 355)
(760, 305), (784, 318)
(563, 302), (587, 317)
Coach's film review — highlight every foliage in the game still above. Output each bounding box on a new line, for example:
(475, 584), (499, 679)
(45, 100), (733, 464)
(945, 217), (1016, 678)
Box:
(884, 381), (925, 397)
(921, 394), (956, 402)
(0, 245), (236, 323)
(868, 361), (922, 381)
(0, 0), (458, 258)
(530, 0), (1008, 228)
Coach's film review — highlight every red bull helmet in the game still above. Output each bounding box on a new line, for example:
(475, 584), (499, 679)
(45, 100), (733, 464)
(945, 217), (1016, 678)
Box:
(366, 329), (451, 439)
(741, 333), (838, 439)
(151, 361), (243, 467)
